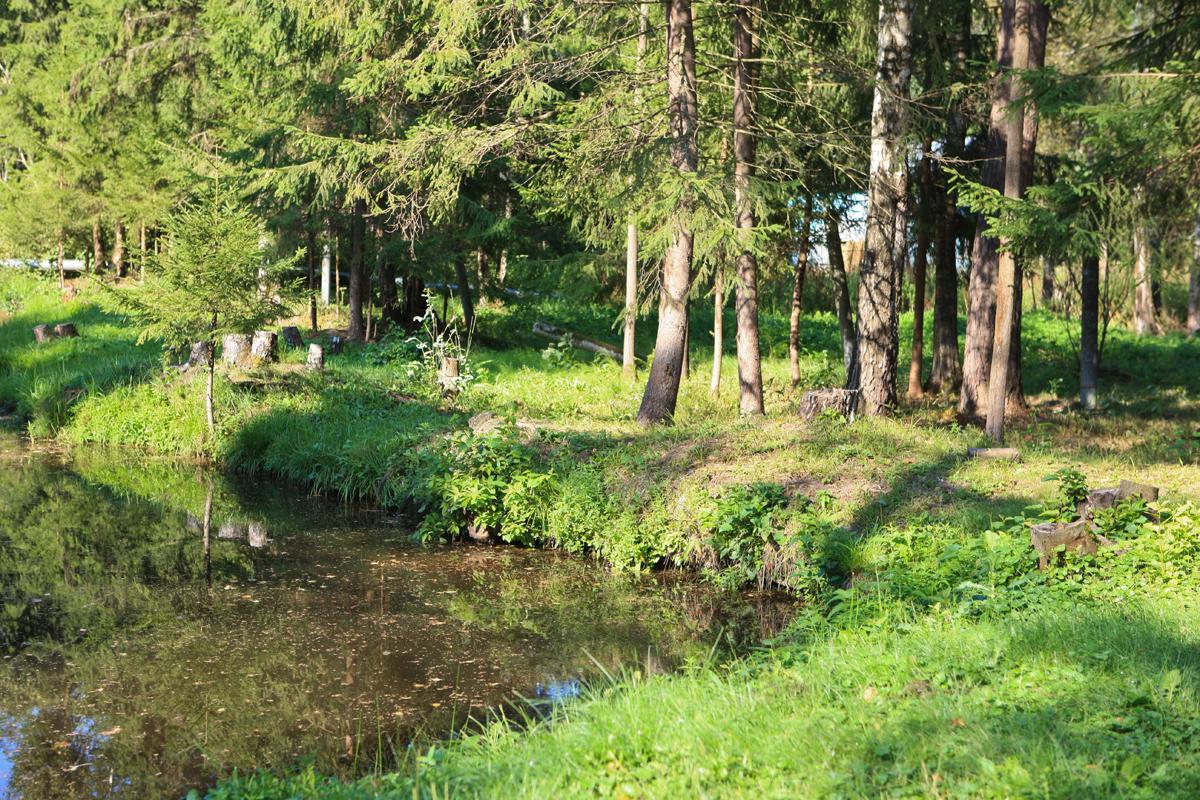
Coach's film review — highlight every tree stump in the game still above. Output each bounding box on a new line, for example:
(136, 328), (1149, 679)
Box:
(1030, 519), (1103, 569)
(281, 326), (305, 349)
(222, 333), (252, 366)
(305, 343), (324, 371)
(217, 521), (246, 540)
(53, 323), (78, 338)
(328, 335), (344, 355)
(250, 330), (278, 364)
(185, 341), (213, 369)
(800, 388), (860, 421)
(247, 521), (267, 548)
(32, 324), (54, 343)
(438, 356), (460, 397)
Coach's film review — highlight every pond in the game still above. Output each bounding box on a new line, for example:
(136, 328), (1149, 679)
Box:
(0, 436), (793, 799)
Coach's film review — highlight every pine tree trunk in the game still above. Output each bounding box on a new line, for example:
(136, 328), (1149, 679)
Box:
(57, 231), (64, 290)
(984, 0), (1030, 442)
(624, 222), (638, 380)
(827, 208), (856, 377)
(138, 223), (147, 281)
(321, 234), (333, 306)
(1003, 0), (1049, 416)
(908, 151), (932, 399)
(348, 200), (367, 340)
(681, 295), (691, 379)
(113, 222), (126, 278)
(732, 0), (764, 416)
(711, 267), (723, 398)
(959, 0), (1015, 421)
(1080, 254), (1099, 411)
(853, 0), (913, 416)
(1190, 213), (1200, 337)
(92, 220), (105, 276)
(1041, 260), (1055, 308)
(1133, 224), (1161, 336)
(789, 196), (813, 387)
(638, 0), (697, 424)
(455, 255), (476, 332)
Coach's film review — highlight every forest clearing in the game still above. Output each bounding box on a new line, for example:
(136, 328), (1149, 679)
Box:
(3, 0), (1200, 797)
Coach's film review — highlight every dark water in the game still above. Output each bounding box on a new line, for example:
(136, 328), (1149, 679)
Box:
(0, 437), (793, 799)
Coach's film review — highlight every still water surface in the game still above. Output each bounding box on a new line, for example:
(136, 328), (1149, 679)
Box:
(0, 439), (792, 798)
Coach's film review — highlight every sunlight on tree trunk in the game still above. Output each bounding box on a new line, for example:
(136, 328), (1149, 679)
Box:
(789, 196), (813, 388)
(624, 222), (638, 381)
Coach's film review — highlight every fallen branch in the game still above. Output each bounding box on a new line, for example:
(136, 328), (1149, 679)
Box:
(532, 321), (622, 361)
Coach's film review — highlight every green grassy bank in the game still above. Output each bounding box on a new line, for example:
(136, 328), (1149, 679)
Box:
(3, 270), (1200, 797)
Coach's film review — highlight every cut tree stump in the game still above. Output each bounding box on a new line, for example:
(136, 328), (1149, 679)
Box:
(799, 388), (860, 421)
(282, 326), (305, 349)
(532, 321), (622, 361)
(305, 344), (324, 371)
(185, 341), (212, 369)
(53, 323), (78, 338)
(247, 521), (267, 548)
(32, 324), (54, 343)
(438, 357), (460, 397)
(1076, 480), (1160, 519)
(222, 334), (252, 366)
(328, 335), (344, 355)
(1029, 519), (1110, 569)
(250, 330), (278, 364)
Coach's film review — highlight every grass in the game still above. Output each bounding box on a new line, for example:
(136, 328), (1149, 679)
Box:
(3, 269), (1200, 798)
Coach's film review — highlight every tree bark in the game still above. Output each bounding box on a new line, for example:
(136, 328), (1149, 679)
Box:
(852, 0), (913, 416)
(907, 150), (932, 399)
(348, 199), (367, 340)
(984, 0), (1030, 442)
(1133, 224), (1161, 336)
(455, 254), (476, 331)
(711, 266), (723, 398)
(1190, 213), (1200, 337)
(1080, 254), (1099, 411)
(638, 0), (698, 424)
(321, 234), (333, 306)
(138, 223), (147, 281)
(625, 222), (638, 380)
(732, 0), (764, 416)
(113, 222), (126, 279)
(1041, 260), (1055, 308)
(789, 196), (813, 387)
(959, 0), (1015, 420)
(92, 220), (106, 276)
(827, 208), (856, 377)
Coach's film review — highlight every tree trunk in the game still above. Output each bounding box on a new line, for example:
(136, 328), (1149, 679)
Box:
(984, 0), (1030, 443)
(907, 150), (932, 399)
(455, 254), (476, 331)
(92, 220), (105, 276)
(959, 0), (1015, 421)
(681, 295), (691, 379)
(1003, 0), (1048, 416)
(498, 193), (512, 287)
(789, 196), (813, 387)
(476, 248), (488, 294)
(348, 200), (367, 340)
(711, 266), (723, 398)
(113, 222), (126, 279)
(1041, 260), (1055, 308)
(205, 314), (217, 436)
(57, 231), (64, 290)
(827, 208), (856, 377)
(853, 0), (913, 416)
(638, 0), (698, 425)
(1080, 254), (1099, 411)
(732, 0), (764, 416)
(624, 222), (638, 380)
(138, 223), (147, 281)
(1190, 213), (1200, 337)
(1133, 224), (1161, 336)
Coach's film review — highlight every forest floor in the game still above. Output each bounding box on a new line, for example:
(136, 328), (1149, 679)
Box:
(3, 270), (1200, 797)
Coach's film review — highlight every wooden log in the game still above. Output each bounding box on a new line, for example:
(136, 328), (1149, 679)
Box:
(532, 321), (622, 361)
(250, 330), (278, 364)
(799, 388), (860, 421)
(32, 324), (53, 343)
(967, 447), (1021, 460)
(53, 323), (78, 338)
(222, 333), (252, 366)
(281, 325), (305, 349)
(305, 343), (324, 371)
